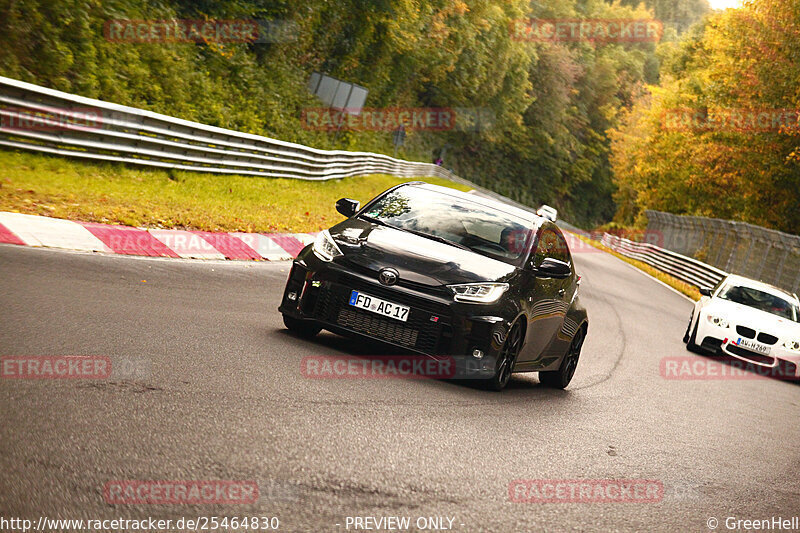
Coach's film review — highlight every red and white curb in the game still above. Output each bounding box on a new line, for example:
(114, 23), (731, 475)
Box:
(0, 212), (316, 260)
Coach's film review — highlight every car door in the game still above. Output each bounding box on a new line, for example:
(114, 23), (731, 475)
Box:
(543, 228), (576, 360)
(516, 227), (566, 365)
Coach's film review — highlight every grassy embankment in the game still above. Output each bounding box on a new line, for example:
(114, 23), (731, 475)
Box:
(0, 150), (470, 233)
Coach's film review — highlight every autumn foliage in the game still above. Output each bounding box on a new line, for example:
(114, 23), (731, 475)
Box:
(610, 0), (800, 232)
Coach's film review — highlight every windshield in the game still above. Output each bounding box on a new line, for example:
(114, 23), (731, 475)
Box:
(718, 284), (800, 322)
(361, 186), (533, 266)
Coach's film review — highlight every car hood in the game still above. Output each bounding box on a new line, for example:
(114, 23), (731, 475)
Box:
(329, 219), (517, 286)
(707, 298), (800, 336)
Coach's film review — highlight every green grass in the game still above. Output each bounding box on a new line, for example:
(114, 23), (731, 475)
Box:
(0, 150), (471, 233)
(571, 232), (702, 301)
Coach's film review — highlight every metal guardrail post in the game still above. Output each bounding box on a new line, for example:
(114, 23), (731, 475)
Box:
(776, 232), (800, 289)
(692, 216), (704, 259)
(712, 220), (730, 267)
(792, 265), (800, 294)
(775, 247), (789, 287)
(724, 222), (744, 273)
(740, 223), (755, 276)
(755, 239), (772, 281)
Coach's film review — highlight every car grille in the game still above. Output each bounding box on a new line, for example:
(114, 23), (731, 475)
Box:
(727, 345), (774, 365)
(312, 282), (448, 353)
(335, 308), (420, 347)
(757, 332), (779, 345)
(734, 326), (778, 346)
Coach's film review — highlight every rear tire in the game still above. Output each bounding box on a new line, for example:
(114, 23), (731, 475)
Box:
(282, 314), (321, 338)
(540, 328), (585, 389)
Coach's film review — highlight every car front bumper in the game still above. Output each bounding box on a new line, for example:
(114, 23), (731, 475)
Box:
(696, 319), (800, 379)
(278, 249), (514, 369)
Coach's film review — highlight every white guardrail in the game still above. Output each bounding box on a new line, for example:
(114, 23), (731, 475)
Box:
(0, 75), (460, 182)
(601, 233), (727, 289)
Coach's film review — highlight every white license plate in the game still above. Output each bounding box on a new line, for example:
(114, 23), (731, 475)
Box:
(349, 290), (410, 322)
(734, 337), (771, 354)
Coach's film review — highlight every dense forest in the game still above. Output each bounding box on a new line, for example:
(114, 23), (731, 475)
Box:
(610, 0), (800, 233)
(0, 0), (714, 227)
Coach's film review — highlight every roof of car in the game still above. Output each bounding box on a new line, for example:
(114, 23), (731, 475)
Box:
(408, 182), (544, 226)
(723, 274), (798, 301)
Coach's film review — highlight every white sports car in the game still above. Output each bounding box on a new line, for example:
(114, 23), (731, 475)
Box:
(684, 274), (800, 379)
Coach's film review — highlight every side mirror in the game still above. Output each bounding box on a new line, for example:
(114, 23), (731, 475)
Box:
(336, 198), (360, 218)
(533, 258), (572, 279)
(699, 287), (713, 297)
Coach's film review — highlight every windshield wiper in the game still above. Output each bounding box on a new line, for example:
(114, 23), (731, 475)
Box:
(357, 214), (391, 227)
(400, 227), (473, 252)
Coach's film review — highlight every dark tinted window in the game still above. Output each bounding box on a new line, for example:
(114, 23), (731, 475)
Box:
(718, 284), (799, 322)
(530, 227), (571, 267)
(531, 228), (558, 267)
(551, 230), (571, 264)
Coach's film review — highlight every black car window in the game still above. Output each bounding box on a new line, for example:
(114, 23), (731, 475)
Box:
(361, 186), (534, 267)
(529, 227), (571, 267)
(530, 228), (558, 267)
(551, 230), (571, 264)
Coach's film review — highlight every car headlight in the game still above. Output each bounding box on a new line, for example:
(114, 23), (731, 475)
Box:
(312, 230), (343, 262)
(705, 314), (730, 328)
(782, 339), (800, 352)
(448, 283), (509, 304)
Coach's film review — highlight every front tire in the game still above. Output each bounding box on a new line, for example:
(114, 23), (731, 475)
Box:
(685, 312), (700, 353)
(282, 314), (322, 338)
(540, 328), (585, 389)
(487, 321), (523, 391)
(683, 311), (693, 343)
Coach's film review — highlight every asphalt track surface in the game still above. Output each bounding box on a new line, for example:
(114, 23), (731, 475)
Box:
(1, 242), (799, 532)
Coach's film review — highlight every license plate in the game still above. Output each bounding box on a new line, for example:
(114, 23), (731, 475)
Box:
(734, 337), (771, 354)
(349, 290), (410, 322)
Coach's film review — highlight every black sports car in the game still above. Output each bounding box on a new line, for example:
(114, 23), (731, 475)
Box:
(278, 182), (588, 390)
